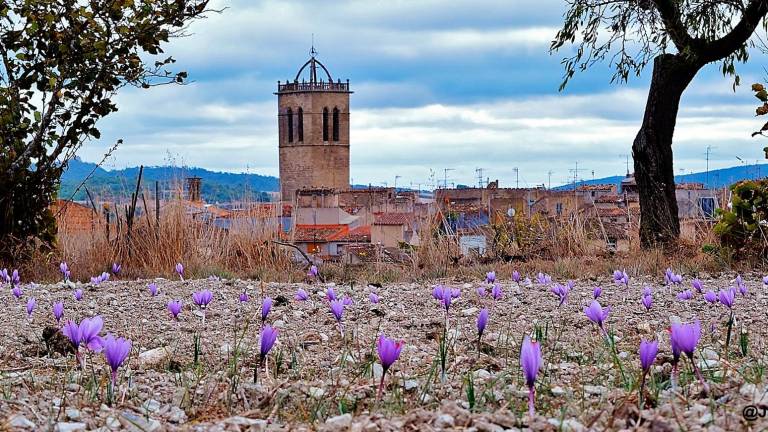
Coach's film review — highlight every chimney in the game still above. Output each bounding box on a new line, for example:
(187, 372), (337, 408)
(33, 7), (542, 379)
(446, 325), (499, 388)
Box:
(186, 177), (202, 202)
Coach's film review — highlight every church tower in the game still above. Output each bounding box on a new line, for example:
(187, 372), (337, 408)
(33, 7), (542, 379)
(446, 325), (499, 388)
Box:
(276, 49), (351, 202)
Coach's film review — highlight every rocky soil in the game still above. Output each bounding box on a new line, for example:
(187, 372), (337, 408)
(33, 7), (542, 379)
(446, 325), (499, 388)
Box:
(1, 271), (768, 431)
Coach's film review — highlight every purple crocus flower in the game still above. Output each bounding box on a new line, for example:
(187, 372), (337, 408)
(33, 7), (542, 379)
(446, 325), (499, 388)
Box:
(369, 292), (380, 304)
(295, 288), (309, 301)
(175, 263), (184, 280)
(11, 269), (20, 286)
(261, 297), (273, 321)
(147, 283), (158, 297)
(329, 299), (344, 322)
(62, 316), (104, 357)
(676, 290), (693, 301)
(239, 290), (249, 302)
(639, 339), (658, 372)
(342, 296), (353, 306)
(718, 289), (735, 309)
(643, 286), (652, 297)
(111, 263), (121, 275)
(326, 287), (337, 301)
(476, 286), (487, 297)
(450, 288), (461, 299)
(167, 300), (183, 319)
(613, 269), (629, 286)
(763, 275), (768, 286)
(691, 279), (703, 293)
(669, 320), (707, 393)
(476, 308), (489, 339)
(520, 335), (543, 417)
(584, 300), (610, 332)
(74, 289), (83, 301)
(308, 265), (319, 279)
(53, 302), (64, 323)
(613, 269), (624, 283)
(192, 289), (213, 309)
(376, 334), (404, 399)
(642, 294), (653, 310)
(12, 286), (23, 299)
(485, 271), (496, 284)
(512, 270), (521, 283)
(550, 283), (569, 307)
(102, 334), (131, 388)
(536, 272), (551, 285)
(704, 290), (717, 303)
(26, 297), (36, 317)
(60, 262), (70, 281)
(491, 284), (503, 300)
(593, 286), (602, 299)
(0, 268), (7, 284)
(78, 316), (105, 352)
(739, 284), (748, 296)
(259, 325), (278, 359)
(431, 285), (444, 300)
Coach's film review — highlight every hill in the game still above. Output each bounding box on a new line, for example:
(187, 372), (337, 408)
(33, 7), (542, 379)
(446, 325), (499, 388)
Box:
(553, 163), (767, 191)
(60, 158), (279, 203)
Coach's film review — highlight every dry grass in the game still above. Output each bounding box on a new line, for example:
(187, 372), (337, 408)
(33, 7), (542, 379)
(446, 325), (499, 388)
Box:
(15, 198), (756, 285)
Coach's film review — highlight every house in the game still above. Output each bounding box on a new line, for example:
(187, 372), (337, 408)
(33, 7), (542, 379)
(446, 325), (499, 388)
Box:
(371, 212), (420, 248)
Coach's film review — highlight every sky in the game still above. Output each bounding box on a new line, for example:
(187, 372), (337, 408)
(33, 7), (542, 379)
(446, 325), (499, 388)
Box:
(80, 0), (768, 189)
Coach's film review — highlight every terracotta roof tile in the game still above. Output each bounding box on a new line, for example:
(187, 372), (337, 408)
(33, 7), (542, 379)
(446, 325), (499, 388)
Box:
(373, 213), (412, 225)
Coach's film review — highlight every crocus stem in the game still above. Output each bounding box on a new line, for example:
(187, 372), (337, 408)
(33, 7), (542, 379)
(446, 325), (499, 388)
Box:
(689, 354), (710, 395)
(671, 361), (678, 391)
(377, 371), (387, 401)
(528, 385), (535, 418)
(639, 370), (647, 410)
(254, 357), (263, 383)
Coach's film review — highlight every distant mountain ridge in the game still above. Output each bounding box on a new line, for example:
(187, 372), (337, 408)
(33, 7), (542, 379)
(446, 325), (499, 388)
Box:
(60, 158), (279, 203)
(553, 163), (767, 191)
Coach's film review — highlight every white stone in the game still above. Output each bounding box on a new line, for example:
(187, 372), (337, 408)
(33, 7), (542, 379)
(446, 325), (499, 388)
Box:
(473, 369), (491, 380)
(434, 414), (455, 428)
(404, 379), (419, 391)
(142, 399), (161, 413)
(167, 406), (187, 424)
(138, 346), (171, 368)
(372, 363), (383, 380)
(548, 418), (586, 432)
(326, 413), (353, 429)
(9, 415), (36, 429)
(65, 408), (81, 420)
(462, 307), (479, 317)
(55, 423), (87, 432)
(584, 385), (607, 396)
(309, 387), (326, 398)
(551, 386), (566, 396)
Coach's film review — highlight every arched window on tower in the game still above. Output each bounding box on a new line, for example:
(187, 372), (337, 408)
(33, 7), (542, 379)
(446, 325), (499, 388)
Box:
(297, 107), (304, 141)
(332, 107), (340, 141)
(287, 108), (294, 143)
(322, 107), (329, 142)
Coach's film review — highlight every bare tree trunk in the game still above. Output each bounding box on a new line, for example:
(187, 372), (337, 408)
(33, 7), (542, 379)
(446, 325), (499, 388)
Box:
(633, 53), (700, 248)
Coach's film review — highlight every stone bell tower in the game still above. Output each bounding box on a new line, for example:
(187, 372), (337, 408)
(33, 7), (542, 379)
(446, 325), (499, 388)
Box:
(276, 48), (352, 202)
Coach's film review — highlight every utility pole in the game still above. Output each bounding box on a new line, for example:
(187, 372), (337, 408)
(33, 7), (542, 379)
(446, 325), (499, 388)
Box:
(475, 168), (484, 188)
(394, 175), (401, 192)
(513, 167), (519, 189)
(705, 145), (715, 188)
(547, 170), (554, 190)
(619, 154), (630, 175)
(443, 168), (454, 189)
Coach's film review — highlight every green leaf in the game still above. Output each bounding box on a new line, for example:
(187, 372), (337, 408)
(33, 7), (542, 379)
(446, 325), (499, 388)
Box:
(34, 111), (41, 122)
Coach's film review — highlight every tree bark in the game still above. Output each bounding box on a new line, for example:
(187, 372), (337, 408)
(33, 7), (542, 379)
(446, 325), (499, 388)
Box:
(632, 54), (701, 248)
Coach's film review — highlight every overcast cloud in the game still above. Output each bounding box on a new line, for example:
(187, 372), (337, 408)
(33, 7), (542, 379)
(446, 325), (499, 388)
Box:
(79, 0), (768, 188)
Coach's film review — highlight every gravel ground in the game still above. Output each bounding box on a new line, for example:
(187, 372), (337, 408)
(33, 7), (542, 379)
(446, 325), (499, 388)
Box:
(1, 271), (768, 431)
